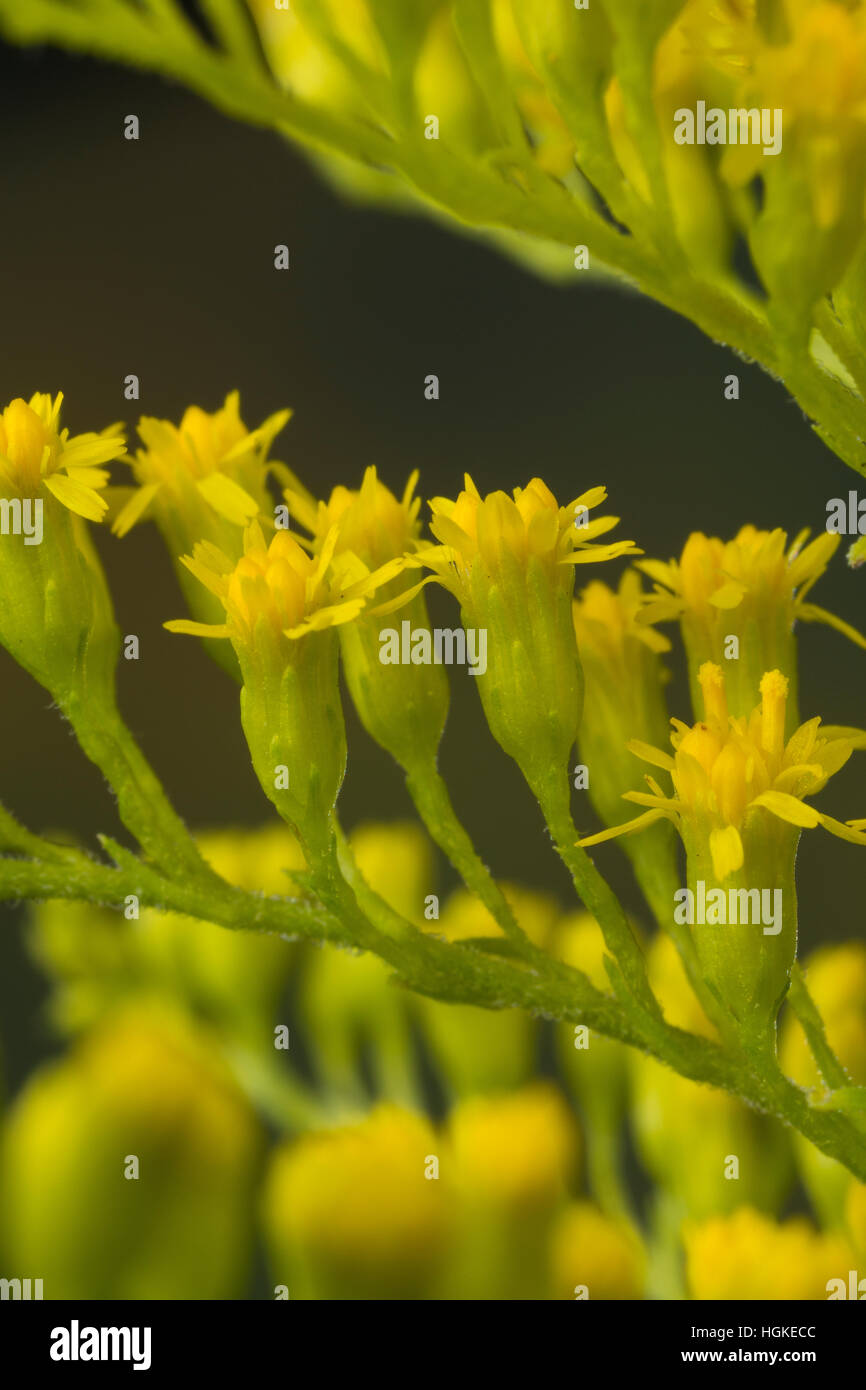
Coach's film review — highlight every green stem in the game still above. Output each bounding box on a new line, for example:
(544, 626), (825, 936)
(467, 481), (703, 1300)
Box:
(62, 693), (221, 884)
(3, 847), (866, 1180)
(532, 768), (663, 1023)
(404, 756), (538, 954)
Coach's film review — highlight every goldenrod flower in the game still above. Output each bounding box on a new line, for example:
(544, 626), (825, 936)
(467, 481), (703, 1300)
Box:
(580, 663), (866, 1040)
(580, 662), (866, 874)
(114, 391), (291, 537)
(0, 392), (125, 704)
(550, 1201), (645, 1300)
(638, 525), (866, 723)
(450, 1082), (578, 1209)
(684, 1207), (856, 1300)
(426, 475), (636, 588)
(417, 475), (638, 791)
(166, 521), (402, 848)
(262, 1105), (452, 1300)
(0, 1007), (261, 1299)
(573, 573), (678, 919)
(733, 2), (866, 228)
(287, 465), (450, 771)
(0, 391), (125, 521)
(165, 519), (398, 644)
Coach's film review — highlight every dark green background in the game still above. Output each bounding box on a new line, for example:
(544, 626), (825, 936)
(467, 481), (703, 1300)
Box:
(1, 38), (864, 1090)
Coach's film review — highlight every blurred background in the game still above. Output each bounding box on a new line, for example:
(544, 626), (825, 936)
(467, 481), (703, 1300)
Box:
(1, 23), (865, 1300)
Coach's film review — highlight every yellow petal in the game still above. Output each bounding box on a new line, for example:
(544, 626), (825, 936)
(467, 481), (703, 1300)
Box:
(577, 808), (668, 848)
(817, 814), (866, 847)
(709, 825), (744, 880)
(112, 481), (161, 537)
(627, 739), (675, 771)
(820, 726), (866, 750)
(750, 790), (820, 828)
(195, 472), (260, 525)
(798, 602), (866, 650)
(164, 619), (231, 637)
(43, 472), (108, 521)
(284, 597), (366, 638)
(708, 580), (746, 609)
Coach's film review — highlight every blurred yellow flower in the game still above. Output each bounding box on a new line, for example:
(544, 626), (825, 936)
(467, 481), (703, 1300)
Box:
(550, 1201), (645, 1300)
(262, 1104), (451, 1299)
(449, 1082), (578, 1209)
(684, 1207), (855, 1300)
(0, 1007), (261, 1299)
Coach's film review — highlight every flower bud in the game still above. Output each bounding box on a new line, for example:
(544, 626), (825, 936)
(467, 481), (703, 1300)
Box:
(579, 664), (866, 1046)
(0, 1007), (261, 1298)
(287, 467), (449, 772)
(0, 392), (125, 707)
(422, 476), (638, 792)
(638, 526), (866, 727)
(166, 521), (400, 852)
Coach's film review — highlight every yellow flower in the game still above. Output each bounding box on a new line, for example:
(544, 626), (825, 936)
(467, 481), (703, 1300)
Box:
(114, 391), (292, 537)
(741, 3), (866, 227)
(166, 521), (403, 850)
(638, 525), (866, 722)
(435, 882), (560, 948)
(0, 1006), (261, 1299)
(580, 663), (866, 1041)
(165, 519), (400, 645)
(287, 463), (422, 570)
(449, 1082), (579, 1210)
(684, 1207), (856, 1300)
(418, 476), (639, 791)
(287, 465), (449, 771)
(425, 475), (637, 593)
(262, 1105), (452, 1300)
(550, 1201), (645, 1300)
(0, 392), (125, 521)
(573, 573), (678, 918)
(580, 662), (866, 877)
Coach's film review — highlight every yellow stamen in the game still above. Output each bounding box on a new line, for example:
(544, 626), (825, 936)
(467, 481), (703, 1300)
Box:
(699, 661), (729, 728)
(760, 670), (789, 761)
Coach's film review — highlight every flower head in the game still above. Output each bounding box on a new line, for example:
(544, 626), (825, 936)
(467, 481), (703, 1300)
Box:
(580, 662), (866, 879)
(638, 525), (866, 722)
(262, 1104), (451, 1300)
(0, 392), (125, 521)
(114, 391), (292, 537)
(425, 475), (637, 594)
(287, 466), (449, 771)
(287, 464), (422, 570)
(415, 476), (639, 791)
(684, 1207), (855, 1301)
(166, 521), (403, 848)
(165, 520), (401, 645)
(572, 574), (679, 910)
